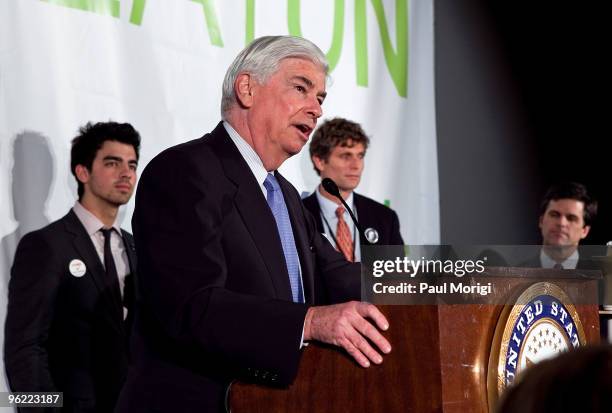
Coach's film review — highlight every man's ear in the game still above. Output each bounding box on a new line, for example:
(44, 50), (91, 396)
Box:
(234, 73), (255, 108)
(312, 155), (326, 174)
(581, 225), (591, 240)
(75, 164), (90, 185)
(538, 215), (544, 230)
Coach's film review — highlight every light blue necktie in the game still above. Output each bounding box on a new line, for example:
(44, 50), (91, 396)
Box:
(263, 173), (303, 303)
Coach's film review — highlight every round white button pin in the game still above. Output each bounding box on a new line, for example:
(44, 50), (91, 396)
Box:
(365, 228), (379, 244)
(69, 259), (86, 277)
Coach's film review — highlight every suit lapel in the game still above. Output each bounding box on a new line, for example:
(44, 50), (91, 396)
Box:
(63, 210), (124, 332)
(353, 193), (368, 245)
(122, 231), (137, 273)
(303, 193), (324, 234)
(208, 123), (294, 301)
(121, 231), (137, 334)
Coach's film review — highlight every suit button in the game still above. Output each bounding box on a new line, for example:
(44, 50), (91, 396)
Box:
(309, 245), (314, 251)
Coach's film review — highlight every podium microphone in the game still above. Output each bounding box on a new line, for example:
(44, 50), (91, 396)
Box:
(321, 178), (372, 245)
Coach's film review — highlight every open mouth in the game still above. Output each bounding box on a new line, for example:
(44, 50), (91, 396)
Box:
(295, 123), (313, 138)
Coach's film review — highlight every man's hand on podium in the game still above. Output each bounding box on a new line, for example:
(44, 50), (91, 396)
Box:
(303, 301), (392, 368)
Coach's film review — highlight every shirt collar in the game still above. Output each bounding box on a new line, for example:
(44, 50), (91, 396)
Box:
(223, 121), (269, 187)
(315, 185), (354, 219)
(540, 247), (579, 269)
(73, 201), (121, 235)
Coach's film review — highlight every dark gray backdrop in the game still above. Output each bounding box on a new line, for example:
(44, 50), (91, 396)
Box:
(435, 0), (609, 244)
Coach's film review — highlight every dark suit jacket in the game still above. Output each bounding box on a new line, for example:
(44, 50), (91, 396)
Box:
(302, 191), (404, 247)
(4, 210), (137, 412)
(116, 122), (359, 413)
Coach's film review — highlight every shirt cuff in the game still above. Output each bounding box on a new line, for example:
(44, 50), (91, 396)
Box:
(300, 318), (309, 349)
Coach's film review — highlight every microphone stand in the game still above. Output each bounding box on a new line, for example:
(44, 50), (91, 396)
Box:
(321, 178), (371, 245)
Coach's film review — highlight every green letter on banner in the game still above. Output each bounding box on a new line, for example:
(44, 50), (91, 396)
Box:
(287, 0), (345, 72)
(42, 0), (120, 18)
(245, 0), (255, 44)
(355, 0), (408, 97)
(129, 0), (146, 25)
(190, 0), (224, 47)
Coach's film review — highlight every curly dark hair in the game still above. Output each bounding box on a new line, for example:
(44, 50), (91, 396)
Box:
(309, 118), (370, 176)
(71, 121), (141, 199)
(539, 181), (597, 226)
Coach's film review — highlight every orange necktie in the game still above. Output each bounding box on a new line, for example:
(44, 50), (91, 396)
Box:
(335, 206), (354, 262)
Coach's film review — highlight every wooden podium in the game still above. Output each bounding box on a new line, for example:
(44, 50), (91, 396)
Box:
(228, 269), (601, 413)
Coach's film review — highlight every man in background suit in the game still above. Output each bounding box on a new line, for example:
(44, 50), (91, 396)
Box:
(527, 182), (611, 317)
(530, 181), (598, 269)
(303, 117), (404, 262)
(116, 36), (391, 413)
(4, 121), (140, 412)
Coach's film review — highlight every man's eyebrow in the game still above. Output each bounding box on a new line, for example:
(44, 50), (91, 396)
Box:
(292, 75), (327, 100)
(293, 75), (313, 88)
(103, 155), (138, 165)
(103, 155), (122, 162)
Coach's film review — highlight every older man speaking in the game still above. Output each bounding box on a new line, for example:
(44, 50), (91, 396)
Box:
(116, 36), (391, 413)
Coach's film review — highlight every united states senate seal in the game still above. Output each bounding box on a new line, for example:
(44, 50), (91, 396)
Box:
(487, 282), (586, 405)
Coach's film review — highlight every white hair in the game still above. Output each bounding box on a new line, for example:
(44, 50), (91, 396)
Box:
(221, 36), (328, 119)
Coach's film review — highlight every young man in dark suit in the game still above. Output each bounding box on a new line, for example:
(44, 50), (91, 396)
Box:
(4, 121), (140, 412)
(529, 182), (598, 269)
(116, 36), (391, 413)
(303, 117), (404, 262)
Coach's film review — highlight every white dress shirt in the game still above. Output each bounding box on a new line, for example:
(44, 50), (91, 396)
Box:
(315, 185), (361, 262)
(540, 248), (579, 269)
(72, 201), (130, 297)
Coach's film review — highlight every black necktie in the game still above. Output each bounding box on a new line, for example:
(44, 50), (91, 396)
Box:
(101, 228), (119, 284)
(100, 228), (124, 317)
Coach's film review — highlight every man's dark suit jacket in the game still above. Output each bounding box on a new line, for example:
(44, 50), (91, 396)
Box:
(4, 210), (137, 412)
(302, 191), (404, 247)
(116, 122), (359, 413)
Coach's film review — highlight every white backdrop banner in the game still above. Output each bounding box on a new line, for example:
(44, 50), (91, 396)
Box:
(0, 0), (438, 400)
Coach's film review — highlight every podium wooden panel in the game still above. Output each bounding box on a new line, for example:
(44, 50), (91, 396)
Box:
(229, 270), (600, 412)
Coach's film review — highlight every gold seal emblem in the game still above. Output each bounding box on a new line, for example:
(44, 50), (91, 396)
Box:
(487, 282), (586, 407)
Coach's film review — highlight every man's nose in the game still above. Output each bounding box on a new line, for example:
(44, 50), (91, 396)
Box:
(119, 163), (133, 178)
(306, 98), (322, 119)
(349, 157), (361, 169)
